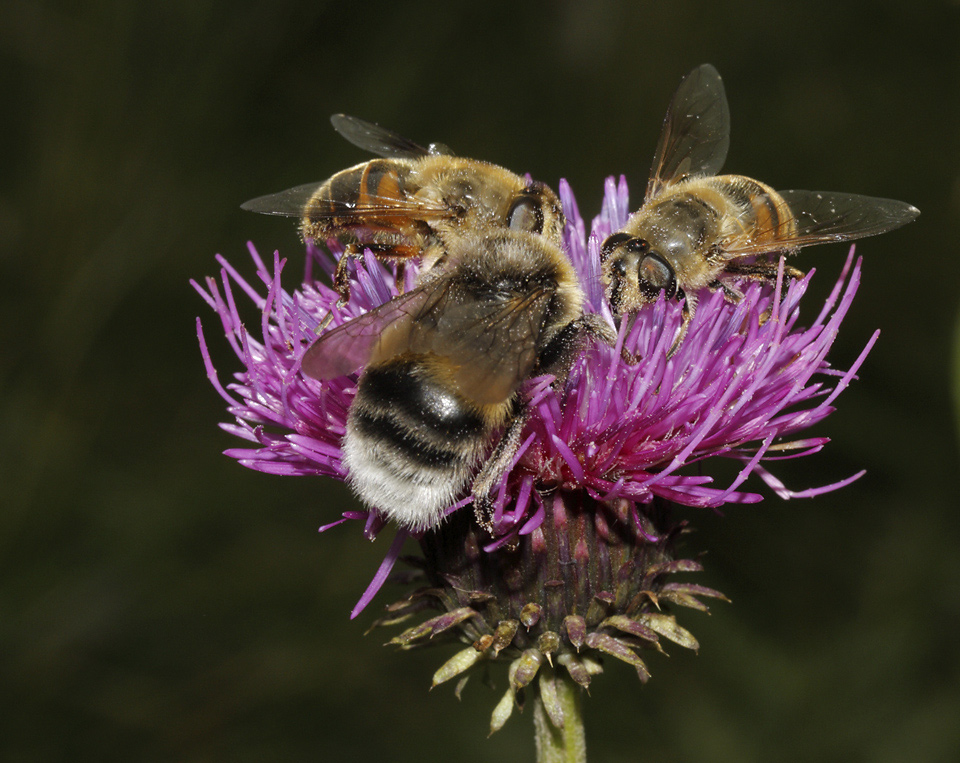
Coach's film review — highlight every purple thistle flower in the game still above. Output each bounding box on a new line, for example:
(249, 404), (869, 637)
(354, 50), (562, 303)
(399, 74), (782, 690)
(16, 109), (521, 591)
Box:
(195, 175), (878, 740)
(195, 175), (873, 553)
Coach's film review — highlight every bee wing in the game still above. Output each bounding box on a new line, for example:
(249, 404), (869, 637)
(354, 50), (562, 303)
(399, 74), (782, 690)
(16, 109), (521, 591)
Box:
(405, 284), (554, 405)
(647, 64), (730, 200)
(303, 272), (556, 405)
(241, 182), (328, 217)
(240, 182), (453, 222)
(301, 286), (436, 380)
(723, 190), (920, 257)
(331, 114), (455, 159)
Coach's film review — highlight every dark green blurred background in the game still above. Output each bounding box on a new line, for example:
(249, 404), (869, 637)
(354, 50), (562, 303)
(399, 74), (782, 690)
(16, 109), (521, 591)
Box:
(3, 1), (958, 761)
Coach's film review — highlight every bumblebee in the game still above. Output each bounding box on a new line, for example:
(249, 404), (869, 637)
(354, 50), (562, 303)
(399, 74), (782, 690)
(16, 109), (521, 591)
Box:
(301, 229), (604, 531)
(243, 114), (565, 309)
(601, 64), (919, 355)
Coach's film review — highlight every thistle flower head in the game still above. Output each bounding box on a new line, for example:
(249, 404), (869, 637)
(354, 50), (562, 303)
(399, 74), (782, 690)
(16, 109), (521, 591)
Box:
(194, 176), (875, 730)
(196, 176), (871, 540)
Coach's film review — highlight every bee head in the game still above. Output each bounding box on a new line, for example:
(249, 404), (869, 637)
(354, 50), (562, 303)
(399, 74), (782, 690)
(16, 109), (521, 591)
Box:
(600, 233), (678, 313)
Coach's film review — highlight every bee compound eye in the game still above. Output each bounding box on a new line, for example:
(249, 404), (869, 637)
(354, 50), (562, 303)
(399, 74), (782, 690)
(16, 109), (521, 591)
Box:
(507, 196), (543, 233)
(638, 253), (677, 299)
(600, 232), (632, 261)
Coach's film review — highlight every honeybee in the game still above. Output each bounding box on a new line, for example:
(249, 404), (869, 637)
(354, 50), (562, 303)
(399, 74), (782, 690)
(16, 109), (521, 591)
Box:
(242, 114), (566, 309)
(300, 229), (600, 532)
(601, 64), (919, 355)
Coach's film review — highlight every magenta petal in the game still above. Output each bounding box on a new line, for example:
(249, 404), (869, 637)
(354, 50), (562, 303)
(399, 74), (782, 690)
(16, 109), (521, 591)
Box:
(351, 530), (408, 619)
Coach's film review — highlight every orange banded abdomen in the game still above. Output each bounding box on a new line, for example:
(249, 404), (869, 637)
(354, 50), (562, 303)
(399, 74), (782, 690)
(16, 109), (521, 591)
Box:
(708, 175), (797, 251)
(302, 158), (422, 239)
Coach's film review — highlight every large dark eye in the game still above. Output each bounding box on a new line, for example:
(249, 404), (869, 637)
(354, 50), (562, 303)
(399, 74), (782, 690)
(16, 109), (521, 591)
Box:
(507, 196), (543, 233)
(638, 253), (677, 299)
(600, 232), (632, 261)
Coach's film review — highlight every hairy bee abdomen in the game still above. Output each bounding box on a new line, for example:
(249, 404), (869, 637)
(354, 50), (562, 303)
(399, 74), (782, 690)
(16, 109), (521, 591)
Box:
(707, 175), (796, 246)
(302, 158), (414, 238)
(343, 355), (502, 531)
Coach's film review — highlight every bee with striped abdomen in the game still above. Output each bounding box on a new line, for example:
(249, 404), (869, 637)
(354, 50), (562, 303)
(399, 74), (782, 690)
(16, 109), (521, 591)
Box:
(301, 229), (603, 532)
(601, 64), (919, 355)
(242, 114), (565, 311)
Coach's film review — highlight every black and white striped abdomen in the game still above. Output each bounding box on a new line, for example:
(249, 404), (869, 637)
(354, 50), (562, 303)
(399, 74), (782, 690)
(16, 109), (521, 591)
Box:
(343, 355), (504, 531)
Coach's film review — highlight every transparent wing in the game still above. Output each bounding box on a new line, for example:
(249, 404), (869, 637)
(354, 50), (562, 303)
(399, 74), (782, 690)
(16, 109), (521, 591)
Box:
(331, 114), (454, 159)
(405, 284), (554, 404)
(241, 183), (452, 222)
(241, 182), (327, 217)
(723, 190), (920, 257)
(647, 64), (730, 200)
(301, 286), (436, 380)
(303, 271), (556, 405)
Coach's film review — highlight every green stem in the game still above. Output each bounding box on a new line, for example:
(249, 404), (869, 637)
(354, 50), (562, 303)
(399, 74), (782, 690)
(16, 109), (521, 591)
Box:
(533, 671), (586, 763)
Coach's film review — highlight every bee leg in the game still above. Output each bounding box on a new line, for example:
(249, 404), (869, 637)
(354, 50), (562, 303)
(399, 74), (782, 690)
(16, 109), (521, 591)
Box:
(666, 292), (698, 358)
(615, 313), (643, 365)
(314, 309), (336, 335)
(722, 259), (805, 288)
(721, 259), (805, 325)
(710, 279), (744, 303)
(535, 313), (616, 386)
(582, 313), (618, 350)
(316, 242), (422, 334)
(312, 245), (364, 335)
(332, 241), (423, 304)
(541, 310), (643, 368)
(471, 401), (531, 531)
(332, 243), (366, 305)
(597, 310), (642, 365)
